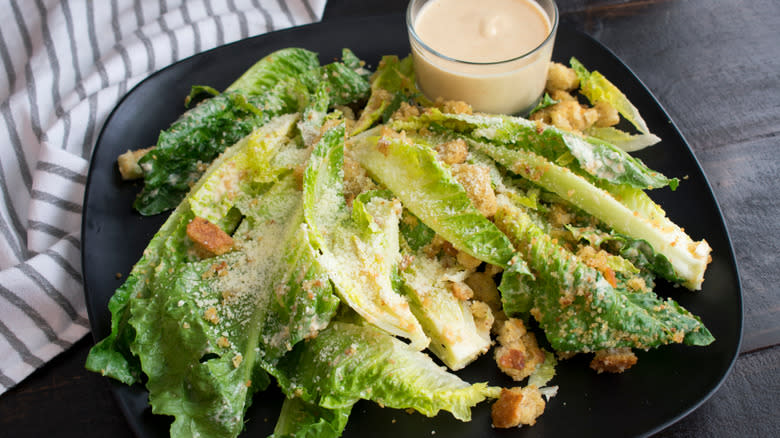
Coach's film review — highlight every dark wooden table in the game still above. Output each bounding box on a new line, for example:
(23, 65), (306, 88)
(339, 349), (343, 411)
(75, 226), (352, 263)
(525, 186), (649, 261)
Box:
(2, 0), (777, 436)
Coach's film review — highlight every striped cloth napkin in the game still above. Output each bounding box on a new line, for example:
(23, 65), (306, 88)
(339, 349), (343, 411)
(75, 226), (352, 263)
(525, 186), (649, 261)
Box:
(0, 0), (326, 395)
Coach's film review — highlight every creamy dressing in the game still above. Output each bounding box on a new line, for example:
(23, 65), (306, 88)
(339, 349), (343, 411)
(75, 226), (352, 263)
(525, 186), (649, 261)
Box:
(409, 0), (556, 114)
(415, 0), (550, 63)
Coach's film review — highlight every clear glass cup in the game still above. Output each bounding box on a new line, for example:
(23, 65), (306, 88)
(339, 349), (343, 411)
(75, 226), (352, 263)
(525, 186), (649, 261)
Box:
(407, 0), (559, 115)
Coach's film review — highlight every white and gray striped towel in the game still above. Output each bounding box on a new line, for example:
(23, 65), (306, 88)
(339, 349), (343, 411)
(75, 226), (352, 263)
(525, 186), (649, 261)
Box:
(0, 0), (327, 395)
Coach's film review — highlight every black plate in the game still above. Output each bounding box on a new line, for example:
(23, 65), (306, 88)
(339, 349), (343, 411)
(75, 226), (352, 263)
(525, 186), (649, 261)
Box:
(82, 14), (742, 438)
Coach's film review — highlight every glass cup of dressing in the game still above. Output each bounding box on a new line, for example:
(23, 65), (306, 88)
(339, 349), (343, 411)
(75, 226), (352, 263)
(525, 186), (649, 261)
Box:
(407, 0), (558, 116)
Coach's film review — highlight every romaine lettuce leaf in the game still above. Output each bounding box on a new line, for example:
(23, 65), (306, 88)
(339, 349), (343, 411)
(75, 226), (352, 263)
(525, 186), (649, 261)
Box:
(351, 55), (424, 135)
(394, 110), (677, 191)
(400, 246), (491, 370)
(134, 84), (308, 216)
(350, 128), (515, 267)
(569, 57), (651, 135)
(494, 197), (714, 352)
(86, 119), (287, 383)
(497, 255), (536, 317)
(529, 92), (559, 115)
(585, 126), (661, 152)
(92, 115), (344, 437)
(135, 48), (370, 216)
(473, 140), (710, 290)
(303, 121), (428, 350)
(272, 396), (352, 438)
(225, 48), (320, 94)
(274, 322), (500, 421)
(188, 114), (298, 223)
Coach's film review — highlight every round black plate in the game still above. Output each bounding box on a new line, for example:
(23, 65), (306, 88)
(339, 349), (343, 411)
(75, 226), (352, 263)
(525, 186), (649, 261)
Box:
(82, 14), (742, 438)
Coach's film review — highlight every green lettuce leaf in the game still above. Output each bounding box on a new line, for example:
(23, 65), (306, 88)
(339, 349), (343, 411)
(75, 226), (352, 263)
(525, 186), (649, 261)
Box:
(272, 397), (352, 438)
(529, 92), (559, 115)
(303, 121), (428, 350)
(495, 197), (714, 352)
(585, 126), (661, 153)
(394, 110), (677, 191)
(569, 57), (651, 135)
(399, 209), (435, 251)
(473, 140), (710, 290)
(274, 322), (500, 421)
(497, 255), (536, 317)
(134, 81), (309, 216)
(225, 48), (320, 94)
(135, 48), (370, 216)
(528, 351), (558, 389)
(350, 128), (515, 267)
(351, 55), (424, 135)
(92, 115), (343, 437)
(400, 246), (491, 370)
(86, 119), (287, 383)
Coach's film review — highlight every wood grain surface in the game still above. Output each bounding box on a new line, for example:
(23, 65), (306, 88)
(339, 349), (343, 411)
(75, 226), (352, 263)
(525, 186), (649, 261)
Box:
(2, 1), (778, 437)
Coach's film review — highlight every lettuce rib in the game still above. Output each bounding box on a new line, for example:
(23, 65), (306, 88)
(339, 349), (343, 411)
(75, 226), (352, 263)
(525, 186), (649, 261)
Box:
(350, 129), (515, 267)
(303, 122), (428, 350)
(275, 322), (500, 422)
(473, 141), (711, 290)
(495, 197), (714, 352)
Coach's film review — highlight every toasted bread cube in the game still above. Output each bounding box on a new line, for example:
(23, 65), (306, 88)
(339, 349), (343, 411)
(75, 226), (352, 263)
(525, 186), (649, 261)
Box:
(491, 386), (546, 428)
(186, 216), (234, 256)
(494, 318), (546, 381)
(117, 147), (154, 180)
(436, 138), (469, 165)
(447, 281), (474, 301)
(590, 347), (638, 374)
(546, 62), (579, 92)
(594, 100), (621, 127)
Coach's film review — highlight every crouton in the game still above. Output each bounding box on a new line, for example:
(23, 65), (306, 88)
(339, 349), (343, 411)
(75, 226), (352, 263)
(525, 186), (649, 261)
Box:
(590, 348), (638, 374)
(546, 62), (579, 92)
(117, 147), (154, 180)
(390, 101), (421, 122)
(447, 281), (474, 301)
(456, 250), (482, 269)
(435, 138), (469, 165)
(186, 216), (234, 256)
(491, 386), (546, 428)
(470, 300), (495, 334)
(434, 97), (473, 115)
(494, 318), (545, 381)
(594, 100), (620, 127)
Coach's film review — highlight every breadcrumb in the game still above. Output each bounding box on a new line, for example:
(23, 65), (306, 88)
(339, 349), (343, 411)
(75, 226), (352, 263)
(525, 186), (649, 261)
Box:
(470, 301), (495, 334)
(435, 138), (469, 165)
(491, 386), (546, 428)
(452, 164), (497, 218)
(590, 348), (638, 374)
(390, 101), (421, 122)
(576, 246), (618, 288)
(594, 100), (620, 127)
(117, 147), (154, 180)
(448, 281), (474, 301)
(186, 217), (234, 256)
(546, 62), (579, 92)
(203, 306), (219, 325)
(342, 153), (377, 206)
(456, 250), (482, 270)
(494, 319), (545, 381)
(434, 97), (472, 115)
